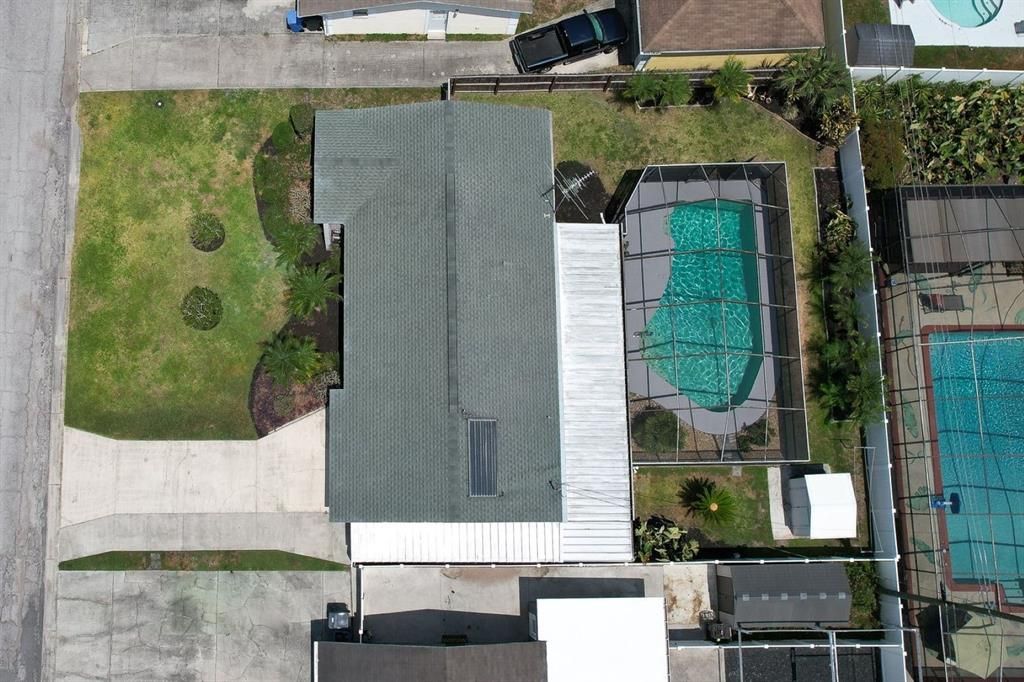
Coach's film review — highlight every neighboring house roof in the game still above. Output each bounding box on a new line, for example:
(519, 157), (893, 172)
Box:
(315, 642), (548, 682)
(297, 0), (533, 16)
(788, 473), (858, 539)
(317, 102), (563, 523)
(716, 563), (851, 628)
(636, 0), (825, 54)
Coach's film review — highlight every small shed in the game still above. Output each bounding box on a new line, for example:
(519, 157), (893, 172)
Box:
(529, 598), (668, 682)
(848, 23), (915, 67)
(788, 473), (858, 539)
(716, 563), (851, 628)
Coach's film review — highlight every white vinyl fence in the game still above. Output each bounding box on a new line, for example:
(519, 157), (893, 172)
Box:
(851, 65), (1024, 85)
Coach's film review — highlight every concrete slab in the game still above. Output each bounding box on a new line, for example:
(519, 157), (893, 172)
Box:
(767, 466), (795, 540)
(58, 512), (348, 563)
(60, 410), (326, 527)
(130, 35), (223, 90)
(55, 571), (349, 681)
(662, 564), (713, 627)
(361, 565), (665, 645)
(669, 647), (724, 682)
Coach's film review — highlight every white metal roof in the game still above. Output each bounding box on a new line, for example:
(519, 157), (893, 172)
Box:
(554, 222), (633, 561)
(348, 223), (633, 564)
(788, 473), (857, 539)
(533, 597), (668, 682)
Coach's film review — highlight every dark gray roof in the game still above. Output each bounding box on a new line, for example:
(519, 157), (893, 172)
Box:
(716, 563), (851, 628)
(318, 101), (563, 523)
(298, 0), (532, 17)
(850, 23), (915, 67)
(317, 642), (548, 682)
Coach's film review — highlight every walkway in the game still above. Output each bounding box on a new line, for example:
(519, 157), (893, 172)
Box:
(59, 410), (347, 562)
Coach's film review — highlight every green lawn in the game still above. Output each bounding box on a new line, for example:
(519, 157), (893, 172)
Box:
(913, 46), (1024, 70)
(634, 466), (774, 547)
(68, 89), (436, 439)
(58, 550), (349, 572)
(842, 0), (889, 27)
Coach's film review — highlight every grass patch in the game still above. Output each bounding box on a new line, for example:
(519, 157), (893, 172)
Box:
(326, 33), (426, 41)
(447, 34), (508, 41)
(846, 561), (881, 628)
(913, 46), (1024, 70)
(68, 89), (436, 439)
(634, 466), (773, 548)
(842, 0), (889, 27)
(58, 550), (349, 572)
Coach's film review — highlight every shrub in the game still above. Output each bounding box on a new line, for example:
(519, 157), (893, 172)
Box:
(861, 117), (907, 189)
(658, 74), (693, 106)
(706, 57), (751, 104)
(774, 50), (849, 119)
(312, 369), (341, 403)
(286, 264), (342, 319)
(273, 224), (317, 267)
(272, 393), (295, 417)
(846, 562), (881, 628)
(188, 211), (225, 252)
(829, 239), (873, 294)
(822, 206), (856, 257)
(271, 121), (295, 152)
(288, 182), (311, 224)
(680, 477), (738, 526)
(289, 103), (315, 139)
(632, 407), (684, 452)
(735, 417), (774, 453)
(180, 287), (223, 330)
(634, 516), (699, 563)
(622, 72), (662, 105)
(818, 95), (858, 147)
(261, 333), (322, 384)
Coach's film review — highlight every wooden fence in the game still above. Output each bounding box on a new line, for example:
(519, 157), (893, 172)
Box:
(445, 69), (781, 97)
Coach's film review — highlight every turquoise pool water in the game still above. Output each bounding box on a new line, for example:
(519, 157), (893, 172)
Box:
(930, 0), (1002, 28)
(929, 330), (1024, 603)
(642, 199), (763, 411)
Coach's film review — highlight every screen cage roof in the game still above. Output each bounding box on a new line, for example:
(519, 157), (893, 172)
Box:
(614, 163), (809, 463)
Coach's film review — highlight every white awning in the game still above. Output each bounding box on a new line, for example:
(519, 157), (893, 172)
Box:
(532, 598), (668, 682)
(788, 473), (857, 539)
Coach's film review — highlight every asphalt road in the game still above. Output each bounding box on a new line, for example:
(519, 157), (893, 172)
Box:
(0, 0), (76, 678)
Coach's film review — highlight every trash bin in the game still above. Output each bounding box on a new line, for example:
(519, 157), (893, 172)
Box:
(286, 9), (303, 32)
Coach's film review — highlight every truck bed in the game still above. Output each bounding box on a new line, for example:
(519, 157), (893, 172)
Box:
(512, 27), (566, 71)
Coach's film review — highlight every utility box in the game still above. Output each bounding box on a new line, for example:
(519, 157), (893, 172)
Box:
(286, 10), (303, 32)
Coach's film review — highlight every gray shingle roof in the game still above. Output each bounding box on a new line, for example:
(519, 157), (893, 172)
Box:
(716, 563), (852, 627)
(318, 101), (562, 523)
(317, 642), (548, 682)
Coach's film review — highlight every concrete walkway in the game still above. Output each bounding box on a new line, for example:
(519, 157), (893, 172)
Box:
(58, 409), (347, 561)
(80, 33), (516, 91)
(55, 570), (349, 681)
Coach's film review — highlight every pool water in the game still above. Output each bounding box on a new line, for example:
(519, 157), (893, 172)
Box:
(929, 330), (1024, 603)
(642, 200), (763, 411)
(930, 0), (1002, 28)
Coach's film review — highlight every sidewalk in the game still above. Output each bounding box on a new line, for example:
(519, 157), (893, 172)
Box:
(80, 33), (516, 91)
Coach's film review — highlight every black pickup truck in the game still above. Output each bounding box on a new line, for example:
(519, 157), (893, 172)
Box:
(510, 9), (627, 74)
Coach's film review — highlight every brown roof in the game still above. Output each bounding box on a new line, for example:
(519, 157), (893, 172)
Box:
(637, 0), (825, 54)
(298, 0), (532, 15)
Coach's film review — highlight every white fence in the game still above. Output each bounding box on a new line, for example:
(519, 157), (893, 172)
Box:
(851, 65), (1024, 85)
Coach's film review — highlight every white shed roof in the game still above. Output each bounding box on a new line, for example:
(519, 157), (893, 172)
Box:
(533, 598), (668, 682)
(348, 223), (634, 564)
(788, 473), (857, 539)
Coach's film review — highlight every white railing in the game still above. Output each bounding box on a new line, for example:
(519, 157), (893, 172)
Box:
(851, 65), (1024, 86)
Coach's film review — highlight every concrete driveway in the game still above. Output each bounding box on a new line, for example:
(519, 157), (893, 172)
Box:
(55, 570), (349, 681)
(58, 409), (347, 562)
(80, 0), (516, 90)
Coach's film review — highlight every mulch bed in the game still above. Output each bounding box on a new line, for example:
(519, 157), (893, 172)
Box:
(249, 364), (327, 437)
(283, 299), (340, 360)
(814, 166), (843, 230)
(554, 160), (610, 223)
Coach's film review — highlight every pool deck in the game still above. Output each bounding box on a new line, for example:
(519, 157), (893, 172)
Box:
(881, 263), (1024, 672)
(888, 0), (1024, 47)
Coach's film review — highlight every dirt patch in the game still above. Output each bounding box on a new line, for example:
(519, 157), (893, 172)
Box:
(814, 167), (843, 227)
(554, 160), (610, 223)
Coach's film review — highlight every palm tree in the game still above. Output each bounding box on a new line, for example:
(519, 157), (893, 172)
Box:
(623, 72), (661, 105)
(775, 50), (849, 117)
(261, 333), (322, 384)
(680, 477), (738, 526)
(706, 57), (752, 104)
(286, 264), (342, 319)
(829, 240), (873, 294)
(274, 224), (317, 267)
(816, 379), (848, 416)
(658, 74), (693, 106)
(848, 367), (885, 425)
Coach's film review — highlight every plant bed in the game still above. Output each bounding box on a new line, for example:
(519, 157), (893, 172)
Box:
(249, 363), (338, 436)
(59, 550), (348, 571)
(554, 160), (610, 223)
(283, 298), (340, 360)
(813, 167), (842, 230)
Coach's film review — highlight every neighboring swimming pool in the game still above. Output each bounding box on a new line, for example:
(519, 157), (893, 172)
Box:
(930, 0), (1002, 27)
(928, 329), (1024, 604)
(642, 199), (763, 412)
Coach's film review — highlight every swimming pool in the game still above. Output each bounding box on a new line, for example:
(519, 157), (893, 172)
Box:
(928, 329), (1024, 603)
(642, 199), (763, 412)
(930, 0), (1002, 28)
